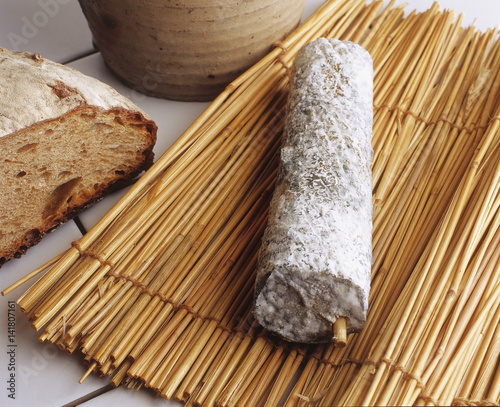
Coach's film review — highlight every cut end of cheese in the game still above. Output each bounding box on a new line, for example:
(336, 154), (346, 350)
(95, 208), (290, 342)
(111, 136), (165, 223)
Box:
(255, 268), (367, 343)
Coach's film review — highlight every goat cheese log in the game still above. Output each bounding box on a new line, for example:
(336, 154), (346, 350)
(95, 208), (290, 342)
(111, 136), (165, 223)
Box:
(254, 38), (373, 343)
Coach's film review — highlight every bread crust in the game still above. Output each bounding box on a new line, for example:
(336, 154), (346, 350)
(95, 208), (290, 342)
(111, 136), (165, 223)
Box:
(0, 48), (152, 137)
(0, 49), (157, 267)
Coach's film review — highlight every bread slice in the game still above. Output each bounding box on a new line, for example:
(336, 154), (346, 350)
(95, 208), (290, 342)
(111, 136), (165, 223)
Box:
(0, 48), (157, 266)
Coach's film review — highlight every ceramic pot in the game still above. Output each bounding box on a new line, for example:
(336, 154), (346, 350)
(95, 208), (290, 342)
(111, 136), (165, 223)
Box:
(78, 0), (306, 101)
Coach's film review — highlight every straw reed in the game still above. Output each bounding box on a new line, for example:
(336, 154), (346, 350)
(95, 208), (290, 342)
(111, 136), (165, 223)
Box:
(4, 0), (500, 405)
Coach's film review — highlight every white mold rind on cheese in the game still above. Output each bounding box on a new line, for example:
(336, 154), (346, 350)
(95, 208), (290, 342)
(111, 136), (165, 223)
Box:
(254, 38), (373, 343)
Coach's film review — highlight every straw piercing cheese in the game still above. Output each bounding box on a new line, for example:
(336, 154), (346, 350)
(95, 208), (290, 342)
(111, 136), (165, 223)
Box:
(254, 38), (373, 343)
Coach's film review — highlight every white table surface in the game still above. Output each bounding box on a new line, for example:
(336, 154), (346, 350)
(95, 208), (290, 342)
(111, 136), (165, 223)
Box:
(0, 1), (498, 406)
